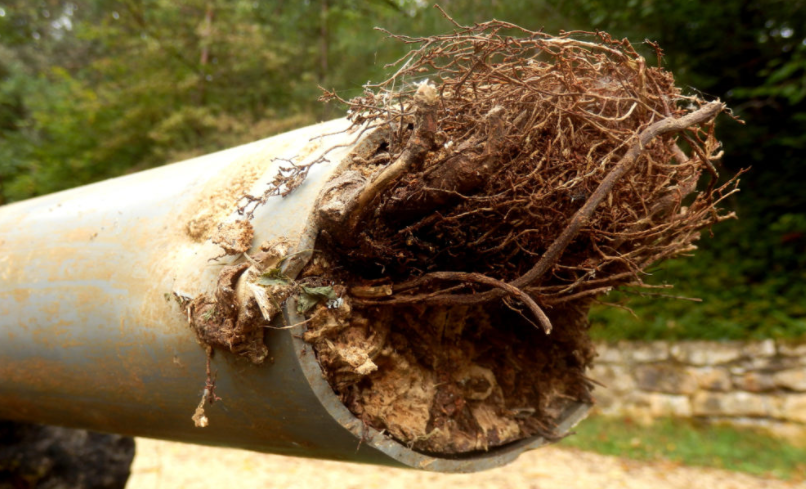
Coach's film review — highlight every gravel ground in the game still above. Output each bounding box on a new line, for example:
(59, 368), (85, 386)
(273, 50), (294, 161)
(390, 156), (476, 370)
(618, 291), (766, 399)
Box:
(127, 438), (804, 489)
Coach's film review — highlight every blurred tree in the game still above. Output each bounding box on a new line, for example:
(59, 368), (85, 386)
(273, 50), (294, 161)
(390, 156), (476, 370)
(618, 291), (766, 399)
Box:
(0, 0), (405, 200)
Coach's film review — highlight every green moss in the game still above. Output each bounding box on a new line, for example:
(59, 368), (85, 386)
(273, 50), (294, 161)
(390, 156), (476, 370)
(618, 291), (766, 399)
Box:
(560, 416), (806, 481)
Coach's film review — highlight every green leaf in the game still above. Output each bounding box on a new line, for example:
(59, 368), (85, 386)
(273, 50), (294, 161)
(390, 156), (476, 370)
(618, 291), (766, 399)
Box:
(297, 285), (337, 313)
(257, 268), (291, 286)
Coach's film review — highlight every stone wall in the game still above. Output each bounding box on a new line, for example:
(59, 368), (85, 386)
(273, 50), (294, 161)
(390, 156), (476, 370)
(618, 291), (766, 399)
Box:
(590, 340), (806, 443)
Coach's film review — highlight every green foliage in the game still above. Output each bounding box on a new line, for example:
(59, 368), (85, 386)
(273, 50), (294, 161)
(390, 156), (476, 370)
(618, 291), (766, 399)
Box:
(257, 268), (291, 287)
(0, 0), (402, 202)
(561, 416), (806, 481)
(297, 285), (336, 313)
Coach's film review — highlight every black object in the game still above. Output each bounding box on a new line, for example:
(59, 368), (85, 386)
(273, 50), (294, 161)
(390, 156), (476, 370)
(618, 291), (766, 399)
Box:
(0, 420), (134, 489)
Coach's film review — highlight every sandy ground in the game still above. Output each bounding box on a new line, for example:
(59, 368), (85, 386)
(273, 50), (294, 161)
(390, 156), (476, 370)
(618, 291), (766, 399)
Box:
(127, 438), (804, 489)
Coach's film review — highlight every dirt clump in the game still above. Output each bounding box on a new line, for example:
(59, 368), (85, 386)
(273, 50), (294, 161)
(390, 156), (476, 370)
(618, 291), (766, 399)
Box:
(188, 262), (268, 365)
(185, 239), (295, 366)
(211, 219), (254, 255)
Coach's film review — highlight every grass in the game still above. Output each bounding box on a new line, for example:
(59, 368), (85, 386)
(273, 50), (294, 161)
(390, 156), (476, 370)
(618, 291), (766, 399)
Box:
(559, 416), (806, 481)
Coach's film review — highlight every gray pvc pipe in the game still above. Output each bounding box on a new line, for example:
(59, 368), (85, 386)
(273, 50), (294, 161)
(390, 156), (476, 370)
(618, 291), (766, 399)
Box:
(0, 118), (590, 472)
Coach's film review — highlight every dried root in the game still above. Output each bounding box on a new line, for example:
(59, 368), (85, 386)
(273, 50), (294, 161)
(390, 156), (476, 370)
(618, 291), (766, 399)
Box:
(318, 18), (739, 325)
(304, 16), (740, 455)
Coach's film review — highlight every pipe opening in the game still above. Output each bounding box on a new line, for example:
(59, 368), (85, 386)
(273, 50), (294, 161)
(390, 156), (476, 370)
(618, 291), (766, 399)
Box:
(298, 252), (595, 456)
